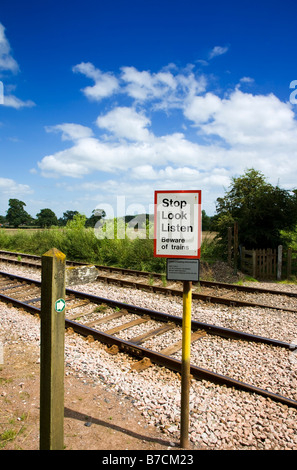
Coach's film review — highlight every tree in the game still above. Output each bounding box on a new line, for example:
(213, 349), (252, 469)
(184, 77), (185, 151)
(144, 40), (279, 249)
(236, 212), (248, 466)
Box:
(214, 169), (297, 249)
(36, 208), (58, 228)
(85, 209), (106, 228)
(59, 210), (79, 226)
(6, 199), (30, 228)
(66, 212), (86, 229)
(201, 210), (214, 231)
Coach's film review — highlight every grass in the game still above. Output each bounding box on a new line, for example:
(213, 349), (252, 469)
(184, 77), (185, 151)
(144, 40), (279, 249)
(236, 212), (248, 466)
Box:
(0, 414), (28, 449)
(0, 226), (220, 273)
(0, 428), (18, 447)
(235, 276), (258, 285)
(1, 228), (43, 235)
(278, 277), (297, 284)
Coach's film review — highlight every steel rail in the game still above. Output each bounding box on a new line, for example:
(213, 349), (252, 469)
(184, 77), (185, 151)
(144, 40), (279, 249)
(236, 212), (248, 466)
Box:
(68, 286), (294, 349)
(1, 249), (297, 298)
(95, 274), (297, 313)
(1, 251), (297, 313)
(66, 318), (297, 410)
(0, 270), (294, 350)
(0, 281), (297, 410)
(65, 258), (297, 297)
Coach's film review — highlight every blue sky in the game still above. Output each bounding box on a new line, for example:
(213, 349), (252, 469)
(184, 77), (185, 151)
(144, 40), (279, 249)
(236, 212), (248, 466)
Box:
(1, 0), (297, 220)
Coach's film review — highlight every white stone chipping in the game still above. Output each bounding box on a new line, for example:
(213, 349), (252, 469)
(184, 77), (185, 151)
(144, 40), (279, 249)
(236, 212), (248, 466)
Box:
(1, 262), (297, 450)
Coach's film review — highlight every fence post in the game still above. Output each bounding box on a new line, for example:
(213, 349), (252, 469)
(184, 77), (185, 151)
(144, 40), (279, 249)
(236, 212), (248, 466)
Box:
(228, 227), (232, 267)
(277, 245), (282, 281)
(233, 222), (238, 274)
(287, 248), (292, 279)
(241, 246), (245, 273)
(40, 248), (66, 450)
(252, 250), (256, 279)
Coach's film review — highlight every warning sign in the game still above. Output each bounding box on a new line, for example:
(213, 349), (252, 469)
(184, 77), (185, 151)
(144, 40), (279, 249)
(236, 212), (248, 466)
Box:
(154, 190), (201, 258)
(167, 259), (200, 281)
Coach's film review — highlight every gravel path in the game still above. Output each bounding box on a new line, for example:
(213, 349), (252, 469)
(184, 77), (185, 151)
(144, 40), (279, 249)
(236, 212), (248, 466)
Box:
(1, 262), (297, 450)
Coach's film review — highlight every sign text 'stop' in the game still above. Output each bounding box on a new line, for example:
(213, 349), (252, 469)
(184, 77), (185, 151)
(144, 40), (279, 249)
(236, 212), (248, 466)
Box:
(154, 190), (201, 259)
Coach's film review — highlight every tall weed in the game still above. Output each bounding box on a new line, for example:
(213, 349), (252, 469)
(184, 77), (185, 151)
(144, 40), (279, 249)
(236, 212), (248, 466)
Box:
(0, 225), (220, 273)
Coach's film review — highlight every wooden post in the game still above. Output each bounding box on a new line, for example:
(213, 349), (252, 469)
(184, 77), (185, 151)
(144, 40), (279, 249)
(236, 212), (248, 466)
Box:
(233, 222), (238, 274)
(277, 245), (283, 281)
(228, 227), (232, 267)
(252, 250), (256, 279)
(180, 280), (192, 449)
(40, 248), (66, 450)
(241, 246), (245, 273)
(287, 248), (292, 279)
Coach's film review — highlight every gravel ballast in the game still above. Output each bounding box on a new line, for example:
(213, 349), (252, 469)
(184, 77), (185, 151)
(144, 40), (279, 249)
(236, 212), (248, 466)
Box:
(1, 262), (297, 450)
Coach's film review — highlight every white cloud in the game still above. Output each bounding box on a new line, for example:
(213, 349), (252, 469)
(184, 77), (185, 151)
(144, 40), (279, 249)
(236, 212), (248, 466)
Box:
(46, 123), (94, 141)
(121, 65), (207, 111)
(0, 23), (19, 73)
(39, 122), (224, 179)
(208, 46), (229, 60)
(73, 62), (207, 111)
(184, 92), (222, 124)
(38, 62), (297, 215)
(73, 62), (119, 101)
(38, 84), (297, 191)
(191, 89), (297, 148)
(131, 165), (158, 180)
(0, 23), (35, 109)
(131, 165), (230, 188)
(96, 107), (152, 142)
(239, 76), (254, 85)
(120, 66), (178, 102)
(0, 177), (33, 195)
(2, 94), (35, 109)
(131, 165), (200, 181)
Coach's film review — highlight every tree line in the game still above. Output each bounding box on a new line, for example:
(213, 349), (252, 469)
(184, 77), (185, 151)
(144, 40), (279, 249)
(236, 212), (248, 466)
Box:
(1, 168), (297, 251)
(214, 168), (297, 251)
(1, 198), (215, 231)
(0, 201), (106, 229)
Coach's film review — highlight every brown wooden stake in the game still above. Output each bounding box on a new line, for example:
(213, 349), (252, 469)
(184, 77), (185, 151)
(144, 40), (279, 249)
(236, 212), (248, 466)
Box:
(40, 248), (66, 450)
(233, 222), (238, 274)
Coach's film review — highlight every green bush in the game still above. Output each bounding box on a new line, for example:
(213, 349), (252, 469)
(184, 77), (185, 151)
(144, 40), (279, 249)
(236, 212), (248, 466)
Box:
(0, 224), (221, 273)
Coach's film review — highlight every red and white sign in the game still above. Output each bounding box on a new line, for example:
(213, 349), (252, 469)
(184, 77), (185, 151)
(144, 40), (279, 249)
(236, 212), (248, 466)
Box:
(154, 190), (201, 259)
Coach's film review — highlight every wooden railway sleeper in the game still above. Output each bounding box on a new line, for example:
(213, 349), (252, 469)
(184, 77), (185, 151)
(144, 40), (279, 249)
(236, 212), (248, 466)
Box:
(83, 309), (130, 327)
(0, 282), (25, 292)
(65, 298), (90, 311)
(160, 329), (207, 356)
(1, 271), (297, 409)
(104, 316), (150, 335)
(0, 278), (17, 286)
(129, 323), (176, 345)
(24, 296), (41, 304)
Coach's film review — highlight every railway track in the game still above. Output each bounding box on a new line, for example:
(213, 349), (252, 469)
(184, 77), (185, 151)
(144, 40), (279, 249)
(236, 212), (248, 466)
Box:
(0, 268), (297, 411)
(1, 249), (297, 312)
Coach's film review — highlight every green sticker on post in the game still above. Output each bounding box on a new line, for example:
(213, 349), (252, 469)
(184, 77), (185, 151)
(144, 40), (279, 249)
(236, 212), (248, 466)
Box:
(55, 298), (66, 312)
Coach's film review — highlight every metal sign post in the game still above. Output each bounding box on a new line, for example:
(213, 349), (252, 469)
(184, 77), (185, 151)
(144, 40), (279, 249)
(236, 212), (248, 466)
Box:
(180, 280), (192, 448)
(154, 190), (201, 449)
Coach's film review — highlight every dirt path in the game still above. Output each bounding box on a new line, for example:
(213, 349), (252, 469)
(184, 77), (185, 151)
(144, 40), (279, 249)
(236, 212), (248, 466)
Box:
(0, 341), (192, 451)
